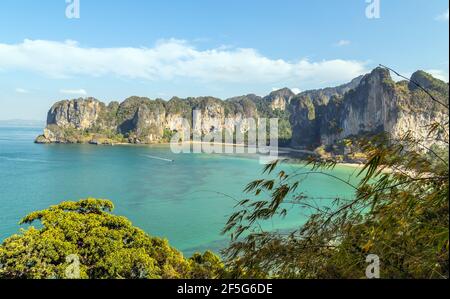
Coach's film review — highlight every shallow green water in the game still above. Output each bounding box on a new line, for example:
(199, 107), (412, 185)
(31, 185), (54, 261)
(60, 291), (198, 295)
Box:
(0, 126), (361, 256)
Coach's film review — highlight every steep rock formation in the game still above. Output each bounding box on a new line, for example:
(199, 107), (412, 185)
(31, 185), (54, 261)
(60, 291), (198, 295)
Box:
(35, 68), (448, 150)
(288, 76), (364, 147)
(46, 98), (107, 130)
(319, 68), (448, 145)
(319, 68), (399, 145)
(299, 76), (363, 106)
(130, 101), (166, 143)
(264, 88), (296, 111)
(289, 95), (320, 147)
(36, 95), (260, 144)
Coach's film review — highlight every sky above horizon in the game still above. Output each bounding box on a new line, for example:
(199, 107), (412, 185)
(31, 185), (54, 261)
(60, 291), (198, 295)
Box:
(0, 0), (448, 120)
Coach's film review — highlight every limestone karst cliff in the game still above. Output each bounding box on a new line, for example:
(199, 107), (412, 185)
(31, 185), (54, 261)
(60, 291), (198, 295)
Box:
(318, 68), (448, 146)
(36, 67), (449, 152)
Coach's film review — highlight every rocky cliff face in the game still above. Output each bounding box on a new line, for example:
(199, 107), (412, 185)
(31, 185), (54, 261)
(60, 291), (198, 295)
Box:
(36, 95), (260, 145)
(319, 68), (401, 145)
(264, 88), (296, 111)
(287, 68), (448, 148)
(46, 98), (107, 130)
(288, 75), (364, 147)
(299, 75), (363, 107)
(322, 68), (448, 146)
(36, 68), (449, 149)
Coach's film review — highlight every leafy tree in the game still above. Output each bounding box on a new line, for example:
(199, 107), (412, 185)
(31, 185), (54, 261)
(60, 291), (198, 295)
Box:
(188, 251), (226, 279)
(0, 199), (223, 279)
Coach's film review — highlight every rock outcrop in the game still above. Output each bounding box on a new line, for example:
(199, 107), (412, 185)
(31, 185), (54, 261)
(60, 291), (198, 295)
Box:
(36, 95), (261, 145)
(36, 68), (449, 150)
(264, 88), (296, 111)
(46, 98), (108, 130)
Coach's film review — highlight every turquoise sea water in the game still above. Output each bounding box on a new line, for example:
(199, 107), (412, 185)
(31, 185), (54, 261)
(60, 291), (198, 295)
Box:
(0, 126), (361, 256)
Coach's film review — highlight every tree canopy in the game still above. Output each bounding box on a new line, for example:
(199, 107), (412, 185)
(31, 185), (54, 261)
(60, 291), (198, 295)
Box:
(0, 199), (223, 279)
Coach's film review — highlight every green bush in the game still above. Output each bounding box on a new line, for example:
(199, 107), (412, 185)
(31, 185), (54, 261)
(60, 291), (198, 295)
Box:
(0, 199), (223, 279)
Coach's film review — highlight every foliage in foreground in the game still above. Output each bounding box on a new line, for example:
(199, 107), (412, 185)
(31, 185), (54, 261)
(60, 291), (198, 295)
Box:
(223, 121), (449, 278)
(0, 199), (223, 279)
(223, 70), (449, 278)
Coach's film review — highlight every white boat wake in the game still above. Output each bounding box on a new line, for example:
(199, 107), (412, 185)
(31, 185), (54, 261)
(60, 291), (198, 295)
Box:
(0, 156), (50, 163)
(141, 155), (174, 163)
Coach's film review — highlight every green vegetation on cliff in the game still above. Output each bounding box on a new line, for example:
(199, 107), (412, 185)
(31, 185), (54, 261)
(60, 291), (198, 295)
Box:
(36, 69), (449, 152)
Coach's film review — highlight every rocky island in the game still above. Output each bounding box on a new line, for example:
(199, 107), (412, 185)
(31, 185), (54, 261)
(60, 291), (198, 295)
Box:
(36, 67), (449, 160)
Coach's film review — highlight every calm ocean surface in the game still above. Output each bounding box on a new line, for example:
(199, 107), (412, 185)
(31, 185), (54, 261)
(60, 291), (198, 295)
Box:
(0, 126), (360, 256)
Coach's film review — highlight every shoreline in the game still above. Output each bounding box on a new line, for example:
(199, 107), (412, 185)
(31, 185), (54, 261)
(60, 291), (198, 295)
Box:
(37, 138), (368, 169)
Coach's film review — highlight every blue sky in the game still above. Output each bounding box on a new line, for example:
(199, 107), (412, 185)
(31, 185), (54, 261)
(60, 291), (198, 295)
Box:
(0, 0), (448, 120)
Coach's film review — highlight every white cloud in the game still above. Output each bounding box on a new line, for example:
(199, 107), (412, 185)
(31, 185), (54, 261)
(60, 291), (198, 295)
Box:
(335, 40), (351, 47)
(435, 8), (449, 21)
(0, 39), (368, 88)
(15, 88), (29, 94)
(60, 89), (87, 95)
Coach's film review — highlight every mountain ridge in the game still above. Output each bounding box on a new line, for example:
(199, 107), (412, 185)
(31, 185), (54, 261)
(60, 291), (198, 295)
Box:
(35, 68), (449, 155)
